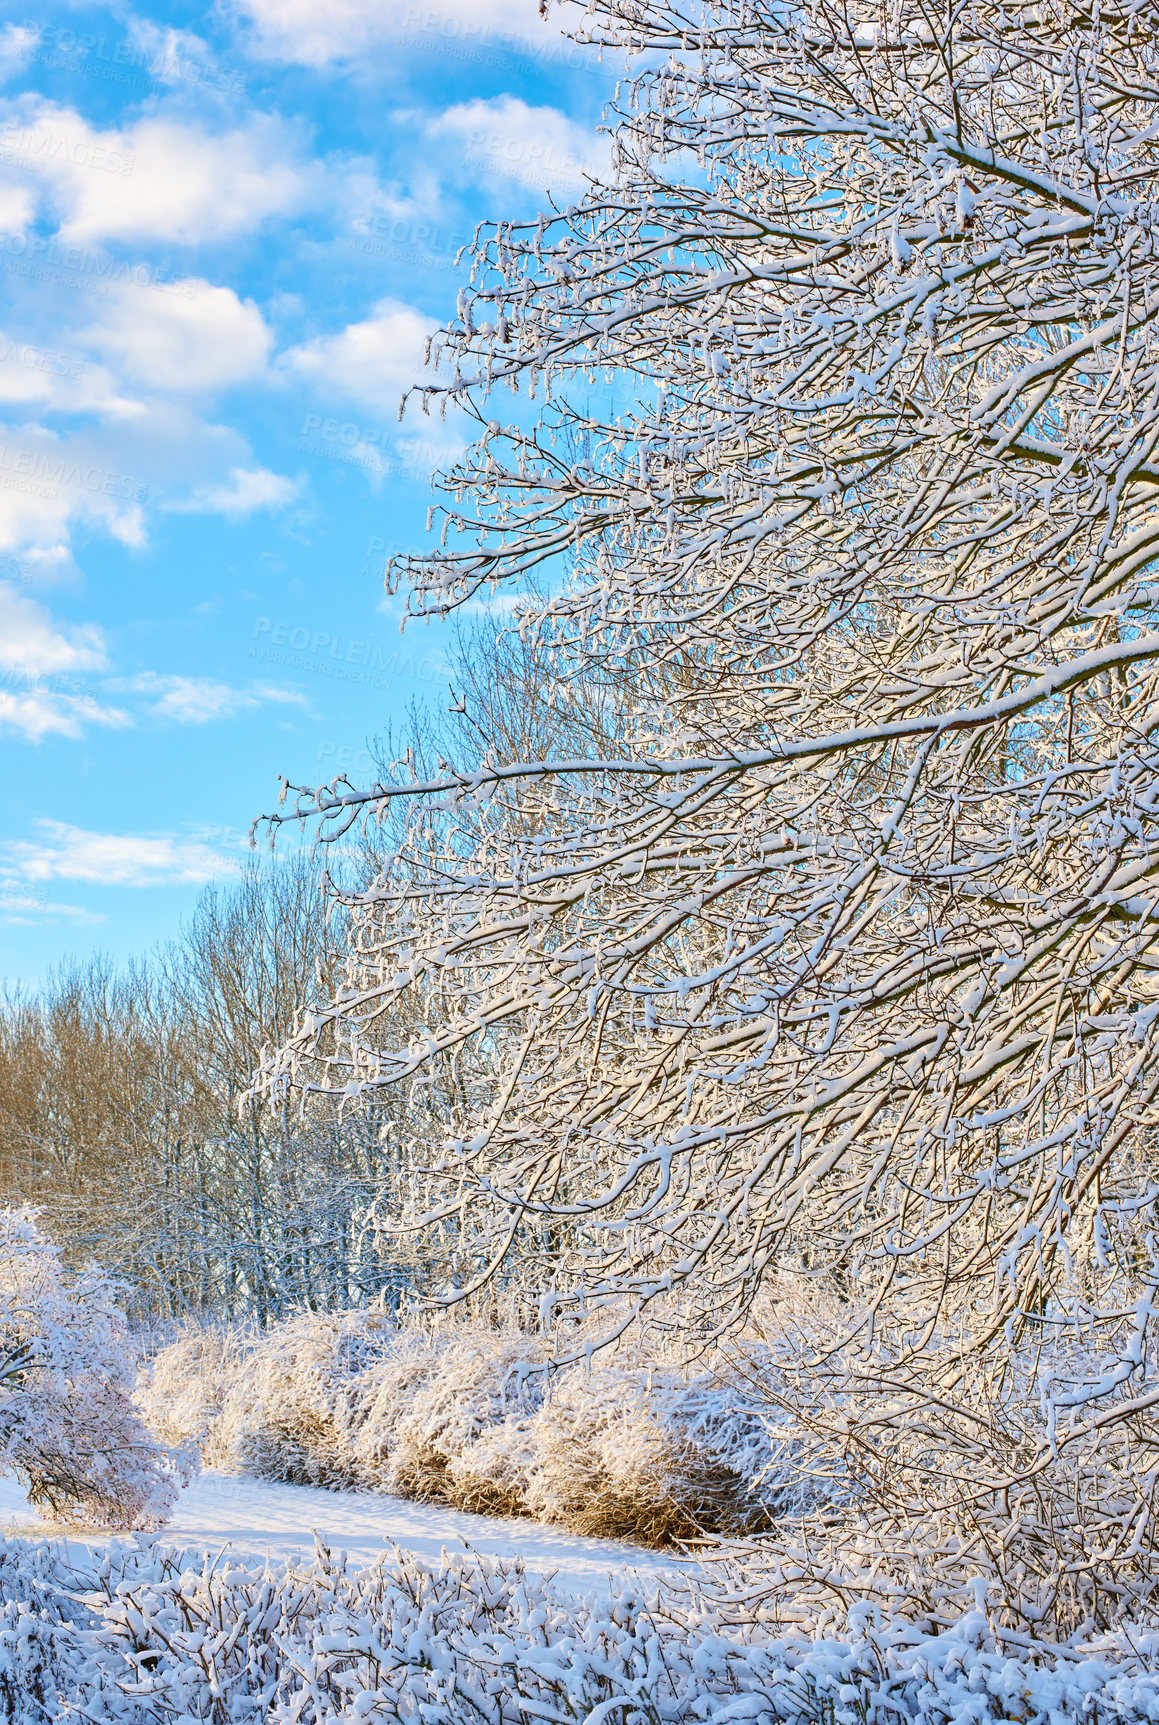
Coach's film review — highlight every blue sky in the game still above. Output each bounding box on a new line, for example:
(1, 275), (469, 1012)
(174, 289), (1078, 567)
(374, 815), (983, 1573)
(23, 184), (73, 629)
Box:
(0, 0), (615, 985)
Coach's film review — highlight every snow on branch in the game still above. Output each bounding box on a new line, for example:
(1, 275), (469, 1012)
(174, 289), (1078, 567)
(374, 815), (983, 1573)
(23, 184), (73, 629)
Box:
(253, 0), (1159, 1619)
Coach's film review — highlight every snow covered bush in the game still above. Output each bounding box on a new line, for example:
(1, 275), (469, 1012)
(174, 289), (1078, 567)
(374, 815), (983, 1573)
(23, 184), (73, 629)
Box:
(140, 1307), (831, 1543)
(138, 1314), (549, 1510)
(8, 1529), (1159, 1725)
(524, 1357), (814, 1545)
(0, 1206), (188, 1531)
(384, 1326), (547, 1513)
(0, 1536), (86, 1725)
(342, 1323), (452, 1489)
(206, 1308), (399, 1489)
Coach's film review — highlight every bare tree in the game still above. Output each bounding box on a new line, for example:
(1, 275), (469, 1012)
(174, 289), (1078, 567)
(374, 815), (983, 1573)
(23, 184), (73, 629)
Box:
(0, 961), (203, 1312)
(169, 853), (408, 1320)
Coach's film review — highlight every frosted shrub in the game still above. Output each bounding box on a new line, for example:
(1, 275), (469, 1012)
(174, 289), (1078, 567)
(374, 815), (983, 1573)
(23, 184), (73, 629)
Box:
(523, 1359), (804, 1545)
(8, 1531), (1159, 1725)
(0, 1537), (87, 1725)
(139, 1311), (445, 1496)
(152, 1315), (549, 1512)
(143, 1307), (821, 1544)
(0, 1206), (187, 1531)
(344, 1324), (441, 1488)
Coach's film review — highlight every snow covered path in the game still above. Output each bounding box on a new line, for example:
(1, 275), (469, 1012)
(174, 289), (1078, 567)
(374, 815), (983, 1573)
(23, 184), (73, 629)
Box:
(0, 1469), (692, 1597)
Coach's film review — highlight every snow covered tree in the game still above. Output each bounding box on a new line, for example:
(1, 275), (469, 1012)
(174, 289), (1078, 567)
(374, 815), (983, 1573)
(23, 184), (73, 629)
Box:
(0, 1206), (185, 1528)
(259, 0), (1159, 1624)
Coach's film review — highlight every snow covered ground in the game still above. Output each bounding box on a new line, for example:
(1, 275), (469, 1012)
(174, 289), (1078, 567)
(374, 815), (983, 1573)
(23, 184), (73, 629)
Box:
(0, 1467), (691, 1597)
(6, 1471), (1159, 1725)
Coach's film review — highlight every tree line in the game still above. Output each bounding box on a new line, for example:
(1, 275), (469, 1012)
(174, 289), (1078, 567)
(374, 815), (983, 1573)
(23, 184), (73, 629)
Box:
(0, 621), (598, 1326)
(0, 857), (406, 1324)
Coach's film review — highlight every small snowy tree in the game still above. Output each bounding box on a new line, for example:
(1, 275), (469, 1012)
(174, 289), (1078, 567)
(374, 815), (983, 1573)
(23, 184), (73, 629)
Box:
(258, 0), (1159, 1624)
(0, 1206), (185, 1528)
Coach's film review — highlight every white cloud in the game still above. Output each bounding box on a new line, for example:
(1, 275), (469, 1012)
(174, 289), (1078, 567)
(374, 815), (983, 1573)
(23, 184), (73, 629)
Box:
(231, 0), (551, 66)
(0, 101), (309, 245)
(0, 406), (291, 556)
(171, 465), (298, 516)
(110, 672), (307, 724)
(0, 687), (130, 741)
(0, 582), (132, 739)
(0, 332), (127, 416)
(7, 820), (239, 886)
(282, 297), (438, 411)
(84, 281), (273, 393)
(0, 285), (281, 556)
(0, 421), (149, 555)
(0, 544), (72, 584)
(0, 588), (307, 737)
(123, 21), (239, 94)
(0, 581), (107, 678)
(0, 878), (103, 926)
(0, 25), (36, 82)
(0, 182), (34, 236)
(427, 95), (608, 195)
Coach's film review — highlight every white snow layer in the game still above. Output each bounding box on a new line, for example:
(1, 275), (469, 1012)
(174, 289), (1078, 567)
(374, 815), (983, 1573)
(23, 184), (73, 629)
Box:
(0, 1465), (684, 1596)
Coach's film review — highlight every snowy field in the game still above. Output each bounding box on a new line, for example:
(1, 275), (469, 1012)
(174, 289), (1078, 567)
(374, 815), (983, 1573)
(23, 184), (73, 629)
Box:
(0, 1466), (689, 1598)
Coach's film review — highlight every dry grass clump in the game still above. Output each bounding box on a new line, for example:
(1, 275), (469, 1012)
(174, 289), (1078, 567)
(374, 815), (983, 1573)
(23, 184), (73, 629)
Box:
(387, 1329), (547, 1516)
(216, 1310), (397, 1490)
(345, 1326), (442, 1491)
(135, 1322), (255, 1461)
(524, 1363), (779, 1545)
